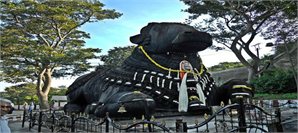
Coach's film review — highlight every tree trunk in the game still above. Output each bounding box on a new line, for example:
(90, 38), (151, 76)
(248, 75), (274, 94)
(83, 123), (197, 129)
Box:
(247, 67), (257, 83)
(38, 93), (49, 109)
(36, 68), (52, 109)
(230, 45), (258, 83)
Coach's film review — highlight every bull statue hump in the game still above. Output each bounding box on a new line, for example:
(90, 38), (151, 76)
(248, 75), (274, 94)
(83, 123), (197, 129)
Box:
(65, 22), (254, 117)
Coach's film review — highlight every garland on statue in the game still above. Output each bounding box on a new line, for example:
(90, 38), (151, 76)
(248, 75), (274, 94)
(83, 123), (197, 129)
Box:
(138, 45), (208, 112)
(138, 45), (204, 76)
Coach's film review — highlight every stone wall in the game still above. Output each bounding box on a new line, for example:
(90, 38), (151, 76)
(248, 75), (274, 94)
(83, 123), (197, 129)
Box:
(272, 45), (297, 68)
(210, 45), (297, 85)
(210, 67), (248, 85)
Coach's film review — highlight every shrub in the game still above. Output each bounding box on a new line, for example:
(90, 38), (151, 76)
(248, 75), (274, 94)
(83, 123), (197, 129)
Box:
(251, 68), (297, 93)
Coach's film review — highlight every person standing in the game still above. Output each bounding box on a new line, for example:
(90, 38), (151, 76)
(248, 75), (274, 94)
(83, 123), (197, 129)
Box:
(28, 101), (34, 112)
(23, 102), (28, 110)
(0, 98), (12, 133)
(50, 100), (55, 110)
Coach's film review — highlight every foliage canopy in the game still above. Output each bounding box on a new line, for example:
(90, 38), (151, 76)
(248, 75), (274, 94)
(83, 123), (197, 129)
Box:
(181, 0), (297, 82)
(2, 83), (66, 105)
(0, 0), (122, 108)
(251, 68), (296, 94)
(208, 62), (244, 72)
(100, 46), (135, 68)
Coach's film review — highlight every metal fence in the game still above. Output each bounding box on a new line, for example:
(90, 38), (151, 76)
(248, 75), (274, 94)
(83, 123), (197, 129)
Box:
(22, 97), (285, 132)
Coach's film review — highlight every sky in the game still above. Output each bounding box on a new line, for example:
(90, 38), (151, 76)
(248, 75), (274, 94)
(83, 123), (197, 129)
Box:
(0, 0), (274, 91)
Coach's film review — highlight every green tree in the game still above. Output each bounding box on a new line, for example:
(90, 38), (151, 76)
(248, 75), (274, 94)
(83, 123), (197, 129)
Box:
(4, 83), (38, 109)
(48, 87), (67, 100)
(0, 0), (122, 109)
(261, 3), (297, 45)
(181, 0), (297, 83)
(262, 3), (297, 84)
(208, 62), (244, 72)
(100, 46), (135, 68)
(3, 83), (66, 109)
(272, 42), (297, 55)
(251, 68), (296, 94)
(272, 41), (297, 86)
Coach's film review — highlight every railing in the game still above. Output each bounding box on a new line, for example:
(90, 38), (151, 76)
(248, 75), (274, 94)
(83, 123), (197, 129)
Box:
(22, 109), (169, 132)
(184, 98), (283, 132)
(252, 99), (297, 108)
(22, 97), (285, 132)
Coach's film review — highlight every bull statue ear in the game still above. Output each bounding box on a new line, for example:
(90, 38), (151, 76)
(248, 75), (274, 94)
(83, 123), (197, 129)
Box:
(130, 34), (151, 45)
(130, 34), (143, 44)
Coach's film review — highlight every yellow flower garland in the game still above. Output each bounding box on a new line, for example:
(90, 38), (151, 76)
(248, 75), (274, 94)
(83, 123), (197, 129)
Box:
(138, 45), (204, 76)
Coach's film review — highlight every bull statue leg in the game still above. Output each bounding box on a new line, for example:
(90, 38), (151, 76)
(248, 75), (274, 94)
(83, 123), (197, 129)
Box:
(86, 91), (156, 118)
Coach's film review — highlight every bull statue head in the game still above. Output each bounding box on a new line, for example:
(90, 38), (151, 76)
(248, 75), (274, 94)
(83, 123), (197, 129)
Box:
(130, 22), (212, 53)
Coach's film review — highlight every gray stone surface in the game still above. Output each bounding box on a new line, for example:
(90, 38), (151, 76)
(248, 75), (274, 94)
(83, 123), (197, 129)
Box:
(281, 108), (298, 132)
(9, 121), (51, 133)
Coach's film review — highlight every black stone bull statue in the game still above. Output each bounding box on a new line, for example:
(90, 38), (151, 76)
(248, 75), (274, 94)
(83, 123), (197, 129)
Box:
(65, 22), (254, 117)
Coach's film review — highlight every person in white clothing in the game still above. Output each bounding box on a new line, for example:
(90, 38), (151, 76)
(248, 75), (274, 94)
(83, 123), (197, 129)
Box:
(28, 101), (34, 112)
(0, 98), (13, 133)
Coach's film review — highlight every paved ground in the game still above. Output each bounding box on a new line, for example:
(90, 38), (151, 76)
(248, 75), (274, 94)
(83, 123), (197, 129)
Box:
(9, 121), (51, 133)
(280, 109), (298, 132)
(8, 107), (298, 132)
(7, 110), (51, 133)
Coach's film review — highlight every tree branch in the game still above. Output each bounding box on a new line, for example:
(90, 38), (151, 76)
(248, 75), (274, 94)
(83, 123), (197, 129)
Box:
(37, 68), (46, 92)
(12, 14), (21, 23)
(53, 12), (94, 48)
(255, 12), (276, 32)
(51, 18), (64, 47)
(38, 34), (50, 47)
(50, 64), (57, 73)
(23, 58), (40, 68)
(243, 33), (259, 61)
(230, 45), (252, 67)
(221, 42), (230, 48)
(224, 14), (239, 34)
(226, 0), (251, 23)
(42, 68), (52, 94)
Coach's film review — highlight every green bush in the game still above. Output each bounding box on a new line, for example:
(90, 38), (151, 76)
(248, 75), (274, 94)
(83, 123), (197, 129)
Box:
(254, 93), (297, 100)
(251, 68), (297, 93)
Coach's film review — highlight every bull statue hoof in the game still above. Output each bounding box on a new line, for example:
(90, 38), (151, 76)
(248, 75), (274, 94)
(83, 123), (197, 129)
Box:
(65, 22), (254, 117)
